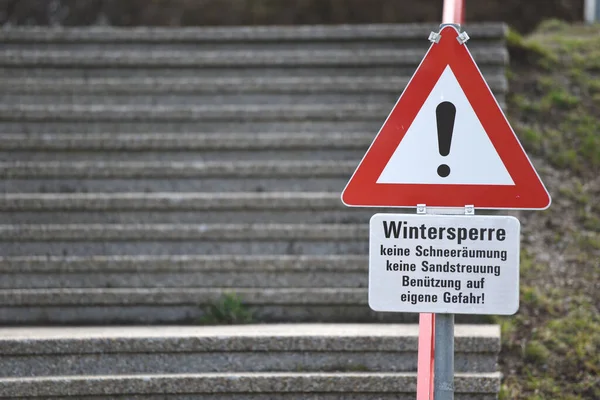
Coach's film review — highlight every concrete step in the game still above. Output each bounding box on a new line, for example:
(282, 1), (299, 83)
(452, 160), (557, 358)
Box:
(0, 254), (368, 289)
(0, 38), (503, 52)
(0, 65), (508, 80)
(0, 223), (368, 256)
(0, 132), (372, 162)
(2, 132), (372, 149)
(0, 150), (365, 163)
(0, 92), (505, 108)
(0, 23), (506, 44)
(0, 75), (506, 108)
(0, 287), (493, 324)
(0, 161), (355, 177)
(0, 372), (501, 399)
(0, 324), (500, 376)
(0, 76), (508, 96)
(0, 193), (381, 224)
(0, 76), (507, 95)
(0, 161), (355, 192)
(0, 287), (366, 324)
(0, 104), (388, 122)
(0, 48), (507, 68)
(0, 93), (402, 107)
(0, 222), (366, 241)
(0, 121), (380, 134)
(0, 73), (505, 107)
(0, 132), (371, 149)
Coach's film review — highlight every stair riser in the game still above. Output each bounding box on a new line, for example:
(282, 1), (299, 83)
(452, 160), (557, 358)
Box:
(0, 39), (503, 52)
(0, 305), (492, 325)
(0, 121), (380, 134)
(0, 94), (505, 109)
(0, 65), (507, 79)
(0, 150), (365, 162)
(0, 112), (386, 123)
(0, 93), (403, 106)
(1, 352), (496, 377)
(0, 178), (348, 193)
(0, 42), (423, 52)
(0, 132), (375, 147)
(0, 372), (501, 399)
(0, 305), (385, 325)
(0, 271), (367, 289)
(0, 77), (507, 95)
(0, 241), (368, 257)
(0, 105), (507, 122)
(1, 162), (353, 178)
(0, 210), (374, 224)
(0, 23), (504, 42)
(0, 50), (505, 69)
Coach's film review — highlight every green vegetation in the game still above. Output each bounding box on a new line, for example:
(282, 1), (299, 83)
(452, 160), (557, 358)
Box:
(200, 293), (255, 325)
(508, 23), (600, 175)
(498, 22), (600, 399)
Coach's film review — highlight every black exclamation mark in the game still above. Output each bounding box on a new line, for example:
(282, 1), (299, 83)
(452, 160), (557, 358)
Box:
(436, 101), (456, 178)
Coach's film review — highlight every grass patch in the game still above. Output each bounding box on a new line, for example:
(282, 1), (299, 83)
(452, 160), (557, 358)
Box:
(199, 293), (255, 325)
(502, 22), (600, 398)
(523, 340), (550, 364)
(508, 23), (600, 176)
(499, 285), (599, 398)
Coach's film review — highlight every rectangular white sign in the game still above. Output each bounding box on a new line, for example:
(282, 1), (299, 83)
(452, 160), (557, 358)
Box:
(369, 214), (520, 315)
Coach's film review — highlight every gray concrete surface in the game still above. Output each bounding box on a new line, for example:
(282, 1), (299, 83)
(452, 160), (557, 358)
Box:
(0, 372), (501, 398)
(0, 325), (499, 376)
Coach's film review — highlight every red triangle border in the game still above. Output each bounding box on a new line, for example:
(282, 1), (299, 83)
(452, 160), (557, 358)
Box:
(341, 26), (551, 210)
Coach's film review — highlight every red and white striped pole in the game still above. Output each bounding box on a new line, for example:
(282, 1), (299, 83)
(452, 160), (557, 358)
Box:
(442, 0), (466, 25)
(416, 4), (464, 399)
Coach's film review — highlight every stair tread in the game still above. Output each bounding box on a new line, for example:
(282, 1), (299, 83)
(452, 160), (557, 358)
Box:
(0, 223), (366, 241)
(0, 372), (501, 396)
(0, 103), (396, 122)
(0, 324), (499, 354)
(0, 75), (507, 93)
(0, 160), (356, 178)
(0, 287), (367, 307)
(0, 324), (498, 340)
(0, 23), (506, 42)
(0, 254), (366, 272)
(0, 48), (507, 68)
(0, 192), (348, 210)
(0, 132), (375, 150)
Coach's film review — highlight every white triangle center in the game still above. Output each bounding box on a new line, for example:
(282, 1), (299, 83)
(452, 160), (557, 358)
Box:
(377, 66), (515, 185)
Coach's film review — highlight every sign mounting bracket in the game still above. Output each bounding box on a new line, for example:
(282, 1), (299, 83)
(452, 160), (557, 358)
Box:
(417, 204), (475, 215)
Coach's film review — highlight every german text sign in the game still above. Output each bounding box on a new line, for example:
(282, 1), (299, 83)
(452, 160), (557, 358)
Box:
(369, 214), (520, 315)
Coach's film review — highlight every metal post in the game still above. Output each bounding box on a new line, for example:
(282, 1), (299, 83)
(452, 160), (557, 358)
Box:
(423, 206), (468, 400)
(434, 313), (455, 399)
(424, 2), (465, 394)
(585, 0), (600, 23)
(442, 0), (465, 25)
(418, 206), (466, 400)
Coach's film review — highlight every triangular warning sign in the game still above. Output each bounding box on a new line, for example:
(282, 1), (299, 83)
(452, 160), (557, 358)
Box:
(342, 25), (551, 210)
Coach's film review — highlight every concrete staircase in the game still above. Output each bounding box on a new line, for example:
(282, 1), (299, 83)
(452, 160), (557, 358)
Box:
(0, 24), (508, 324)
(0, 24), (508, 398)
(0, 324), (501, 399)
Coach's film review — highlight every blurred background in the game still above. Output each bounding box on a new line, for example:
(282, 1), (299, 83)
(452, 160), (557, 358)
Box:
(0, 0), (584, 33)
